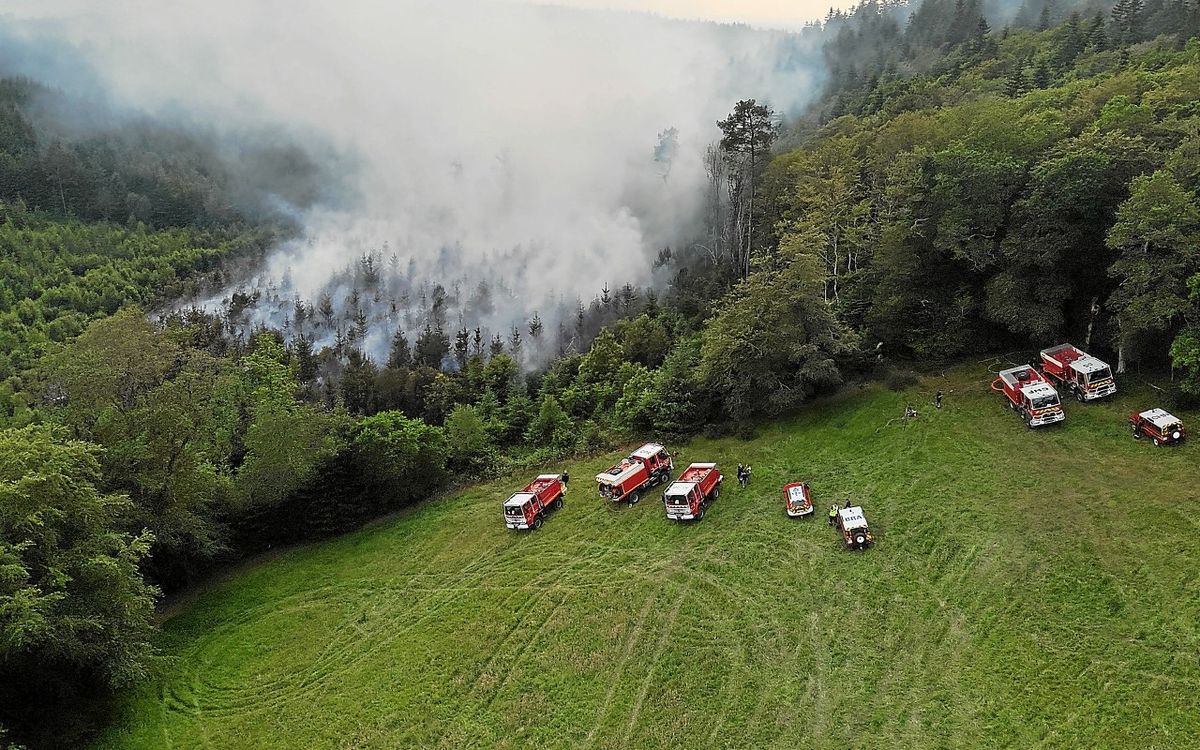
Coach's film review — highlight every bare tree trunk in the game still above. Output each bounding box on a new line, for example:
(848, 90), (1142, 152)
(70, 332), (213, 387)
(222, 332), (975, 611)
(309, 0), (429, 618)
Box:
(1117, 318), (1127, 374)
(1084, 296), (1099, 348)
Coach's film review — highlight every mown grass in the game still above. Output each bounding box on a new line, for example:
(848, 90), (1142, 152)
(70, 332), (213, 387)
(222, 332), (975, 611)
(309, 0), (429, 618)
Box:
(96, 364), (1200, 749)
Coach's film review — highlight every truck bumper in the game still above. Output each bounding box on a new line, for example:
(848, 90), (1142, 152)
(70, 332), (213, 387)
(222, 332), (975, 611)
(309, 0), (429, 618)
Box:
(666, 511), (693, 520)
(1030, 412), (1065, 427)
(1084, 385), (1116, 400)
(505, 521), (529, 530)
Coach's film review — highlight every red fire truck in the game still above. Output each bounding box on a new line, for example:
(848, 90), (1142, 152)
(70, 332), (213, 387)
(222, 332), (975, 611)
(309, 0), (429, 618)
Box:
(1129, 408), (1186, 446)
(503, 474), (566, 530)
(992, 365), (1065, 428)
(663, 463), (722, 521)
(1039, 344), (1117, 402)
(595, 442), (673, 504)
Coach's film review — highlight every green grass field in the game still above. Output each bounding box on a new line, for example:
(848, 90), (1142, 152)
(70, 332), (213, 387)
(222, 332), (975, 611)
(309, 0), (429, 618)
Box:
(97, 364), (1200, 749)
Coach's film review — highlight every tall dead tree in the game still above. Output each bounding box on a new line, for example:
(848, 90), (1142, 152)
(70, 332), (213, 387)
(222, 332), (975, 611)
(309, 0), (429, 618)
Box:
(717, 100), (779, 278)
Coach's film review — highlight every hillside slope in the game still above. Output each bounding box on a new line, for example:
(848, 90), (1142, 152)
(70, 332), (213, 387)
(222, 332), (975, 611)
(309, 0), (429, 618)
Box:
(97, 364), (1200, 749)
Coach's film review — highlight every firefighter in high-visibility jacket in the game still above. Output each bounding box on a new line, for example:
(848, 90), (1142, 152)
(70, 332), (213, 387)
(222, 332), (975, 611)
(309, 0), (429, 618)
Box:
(828, 504), (839, 527)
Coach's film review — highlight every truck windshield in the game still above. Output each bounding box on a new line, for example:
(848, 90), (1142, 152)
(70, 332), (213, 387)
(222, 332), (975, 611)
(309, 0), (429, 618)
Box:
(1032, 395), (1059, 409)
(665, 494), (688, 505)
(505, 506), (521, 516)
(1088, 368), (1111, 383)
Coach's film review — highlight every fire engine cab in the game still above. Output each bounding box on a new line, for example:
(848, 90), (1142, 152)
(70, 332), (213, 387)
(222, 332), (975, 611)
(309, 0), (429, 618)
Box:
(1039, 344), (1117, 402)
(595, 442), (673, 504)
(1130, 408), (1185, 446)
(503, 474), (566, 530)
(992, 365), (1065, 428)
(663, 463), (721, 521)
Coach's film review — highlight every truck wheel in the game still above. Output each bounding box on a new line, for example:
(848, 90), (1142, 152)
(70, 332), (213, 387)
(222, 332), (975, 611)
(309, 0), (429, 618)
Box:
(554, 497), (564, 511)
(1152, 436), (1161, 447)
(712, 487), (720, 501)
(1133, 428), (1142, 440)
(854, 534), (867, 547)
(1075, 389), (1085, 402)
(628, 491), (640, 505)
(696, 504), (706, 520)
(532, 515), (544, 530)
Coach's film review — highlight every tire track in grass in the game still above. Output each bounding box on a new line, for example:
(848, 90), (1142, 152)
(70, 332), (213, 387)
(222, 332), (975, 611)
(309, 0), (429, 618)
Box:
(582, 592), (661, 748)
(187, 586), (459, 719)
(619, 588), (688, 748)
(186, 561), (559, 720)
(181, 506), (643, 726)
(295, 561), (585, 715)
(430, 526), (656, 748)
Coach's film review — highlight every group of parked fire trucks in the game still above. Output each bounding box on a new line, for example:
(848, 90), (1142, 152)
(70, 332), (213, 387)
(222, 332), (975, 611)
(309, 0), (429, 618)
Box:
(504, 441), (872, 548)
(505, 342), (1185, 542)
(503, 442), (724, 531)
(991, 342), (1186, 446)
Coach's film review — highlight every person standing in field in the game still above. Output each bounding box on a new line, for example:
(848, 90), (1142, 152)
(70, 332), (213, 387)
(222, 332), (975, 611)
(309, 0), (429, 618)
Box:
(935, 390), (944, 409)
(828, 504), (839, 526)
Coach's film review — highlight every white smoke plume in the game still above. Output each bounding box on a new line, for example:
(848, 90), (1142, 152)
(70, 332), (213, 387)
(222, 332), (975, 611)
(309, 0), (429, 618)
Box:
(6, 0), (826, 362)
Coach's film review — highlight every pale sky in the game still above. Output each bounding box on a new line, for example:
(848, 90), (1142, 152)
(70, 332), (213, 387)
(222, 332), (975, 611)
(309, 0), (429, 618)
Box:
(513, 0), (857, 28)
(9, 0), (855, 30)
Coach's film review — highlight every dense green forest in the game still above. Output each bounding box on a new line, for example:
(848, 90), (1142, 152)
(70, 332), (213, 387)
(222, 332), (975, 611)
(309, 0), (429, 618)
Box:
(3, 0), (1200, 746)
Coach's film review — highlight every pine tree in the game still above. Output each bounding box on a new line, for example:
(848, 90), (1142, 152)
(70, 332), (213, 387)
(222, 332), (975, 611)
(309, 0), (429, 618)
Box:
(1111, 0), (1145, 44)
(1086, 11), (1108, 49)
(454, 327), (469, 369)
(388, 328), (411, 368)
(1005, 62), (1027, 97)
(1032, 58), (1052, 88)
(509, 326), (523, 363)
(1057, 13), (1085, 68)
(295, 335), (318, 383)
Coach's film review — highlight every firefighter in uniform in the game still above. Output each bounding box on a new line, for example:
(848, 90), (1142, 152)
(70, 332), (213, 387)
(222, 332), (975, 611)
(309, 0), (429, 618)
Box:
(828, 504), (839, 526)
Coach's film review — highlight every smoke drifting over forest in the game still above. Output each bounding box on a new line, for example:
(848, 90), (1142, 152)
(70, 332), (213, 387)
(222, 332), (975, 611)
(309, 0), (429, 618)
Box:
(6, 0), (824, 362)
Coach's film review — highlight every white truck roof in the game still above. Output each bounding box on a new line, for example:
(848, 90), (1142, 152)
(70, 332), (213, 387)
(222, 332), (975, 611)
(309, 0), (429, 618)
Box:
(596, 461), (641, 485)
(998, 365), (1038, 387)
(665, 481), (696, 497)
(1140, 408), (1180, 429)
(838, 506), (868, 530)
(1021, 382), (1058, 400)
(504, 492), (534, 507)
(1071, 355), (1110, 375)
(630, 443), (666, 459)
(535, 474), (561, 481)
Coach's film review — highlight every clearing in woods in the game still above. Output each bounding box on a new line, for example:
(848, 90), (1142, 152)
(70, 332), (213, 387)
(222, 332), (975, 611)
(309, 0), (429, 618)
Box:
(96, 365), (1200, 749)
